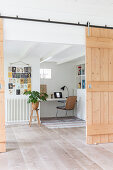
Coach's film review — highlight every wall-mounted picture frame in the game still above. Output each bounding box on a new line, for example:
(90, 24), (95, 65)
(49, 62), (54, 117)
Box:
(20, 67), (24, 73)
(27, 78), (31, 83)
(16, 67), (21, 73)
(24, 73), (28, 78)
(16, 89), (20, 95)
(12, 67), (16, 72)
(8, 83), (13, 89)
(28, 73), (31, 78)
(9, 89), (13, 95)
(13, 79), (16, 84)
(27, 83), (31, 91)
(20, 73), (25, 78)
(12, 73), (16, 78)
(8, 72), (12, 78)
(24, 67), (31, 73)
(24, 78), (27, 84)
(16, 79), (20, 84)
(16, 84), (20, 89)
(16, 73), (21, 78)
(20, 78), (24, 84)
(9, 78), (13, 83)
(24, 84), (27, 89)
(8, 67), (12, 72)
(8, 66), (31, 95)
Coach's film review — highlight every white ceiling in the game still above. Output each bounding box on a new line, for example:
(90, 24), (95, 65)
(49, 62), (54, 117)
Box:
(4, 40), (85, 64)
(1, 0), (113, 27)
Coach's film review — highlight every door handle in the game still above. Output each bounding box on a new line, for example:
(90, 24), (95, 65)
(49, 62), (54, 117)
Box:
(0, 83), (2, 90)
(88, 84), (92, 89)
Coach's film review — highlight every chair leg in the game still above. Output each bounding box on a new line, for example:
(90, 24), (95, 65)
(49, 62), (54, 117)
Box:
(56, 109), (58, 117)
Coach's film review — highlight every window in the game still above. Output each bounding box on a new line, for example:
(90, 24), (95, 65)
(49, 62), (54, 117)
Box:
(40, 69), (51, 79)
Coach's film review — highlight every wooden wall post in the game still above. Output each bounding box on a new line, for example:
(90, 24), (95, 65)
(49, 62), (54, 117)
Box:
(0, 19), (6, 152)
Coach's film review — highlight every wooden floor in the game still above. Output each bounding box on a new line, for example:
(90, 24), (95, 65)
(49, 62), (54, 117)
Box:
(1, 125), (113, 170)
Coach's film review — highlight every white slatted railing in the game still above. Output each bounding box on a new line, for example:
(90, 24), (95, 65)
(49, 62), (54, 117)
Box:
(6, 96), (32, 123)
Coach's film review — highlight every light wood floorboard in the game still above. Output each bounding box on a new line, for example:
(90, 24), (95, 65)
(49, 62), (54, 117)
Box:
(1, 125), (113, 169)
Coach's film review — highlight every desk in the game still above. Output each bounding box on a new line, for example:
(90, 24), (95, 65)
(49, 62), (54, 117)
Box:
(46, 98), (66, 102)
(40, 98), (67, 117)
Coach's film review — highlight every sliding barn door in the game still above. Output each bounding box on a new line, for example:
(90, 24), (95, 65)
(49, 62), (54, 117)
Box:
(0, 19), (6, 152)
(86, 27), (113, 144)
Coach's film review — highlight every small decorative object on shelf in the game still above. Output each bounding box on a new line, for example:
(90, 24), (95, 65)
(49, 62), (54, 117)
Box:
(78, 66), (81, 75)
(76, 64), (85, 89)
(82, 68), (85, 75)
(82, 80), (85, 89)
(78, 82), (81, 89)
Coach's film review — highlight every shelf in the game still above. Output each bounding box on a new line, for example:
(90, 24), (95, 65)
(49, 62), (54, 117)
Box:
(76, 63), (85, 90)
(77, 75), (85, 77)
(77, 88), (86, 90)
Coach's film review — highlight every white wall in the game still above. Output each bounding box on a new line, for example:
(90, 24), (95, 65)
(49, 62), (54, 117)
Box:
(3, 20), (85, 45)
(40, 62), (76, 97)
(4, 53), (40, 121)
(4, 55), (40, 97)
(40, 61), (76, 118)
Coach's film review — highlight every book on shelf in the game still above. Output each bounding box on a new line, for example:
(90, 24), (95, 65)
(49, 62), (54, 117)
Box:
(82, 80), (85, 89)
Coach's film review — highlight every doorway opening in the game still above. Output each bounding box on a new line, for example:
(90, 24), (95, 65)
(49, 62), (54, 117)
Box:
(39, 42), (86, 129)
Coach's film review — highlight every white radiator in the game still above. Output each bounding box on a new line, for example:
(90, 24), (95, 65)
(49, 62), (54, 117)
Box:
(6, 96), (32, 123)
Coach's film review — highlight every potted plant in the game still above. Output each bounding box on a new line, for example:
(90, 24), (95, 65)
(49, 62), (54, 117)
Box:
(24, 91), (48, 110)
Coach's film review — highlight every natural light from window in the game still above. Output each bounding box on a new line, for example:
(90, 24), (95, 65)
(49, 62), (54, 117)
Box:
(40, 69), (51, 79)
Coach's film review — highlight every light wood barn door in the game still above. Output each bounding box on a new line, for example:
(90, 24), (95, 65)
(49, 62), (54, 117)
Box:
(0, 19), (6, 152)
(86, 27), (113, 144)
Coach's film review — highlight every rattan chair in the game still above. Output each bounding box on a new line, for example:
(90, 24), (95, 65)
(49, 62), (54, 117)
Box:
(56, 96), (77, 117)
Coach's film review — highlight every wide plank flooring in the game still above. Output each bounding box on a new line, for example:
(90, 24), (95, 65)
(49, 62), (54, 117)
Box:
(0, 124), (113, 169)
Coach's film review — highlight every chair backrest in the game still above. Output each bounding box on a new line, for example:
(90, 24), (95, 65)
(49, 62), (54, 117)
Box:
(65, 96), (77, 110)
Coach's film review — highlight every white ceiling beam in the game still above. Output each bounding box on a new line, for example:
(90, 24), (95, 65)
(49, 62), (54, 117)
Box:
(19, 42), (40, 60)
(40, 45), (73, 63)
(57, 52), (85, 65)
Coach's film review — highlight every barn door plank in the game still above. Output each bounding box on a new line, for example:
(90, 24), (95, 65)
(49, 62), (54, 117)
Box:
(0, 19), (6, 152)
(86, 27), (113, 144)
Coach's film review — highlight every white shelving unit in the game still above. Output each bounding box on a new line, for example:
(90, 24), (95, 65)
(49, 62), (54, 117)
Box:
(76, 64), (86, 120)
(76, 64), (85, 90)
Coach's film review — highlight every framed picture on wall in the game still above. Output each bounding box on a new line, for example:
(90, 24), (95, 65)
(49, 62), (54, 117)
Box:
(8, 72), (12, 78)
(24, 78), (27, 84)
(24, 84), (27, 89)
(16, 67), (21, 73)
(8, 83), (13, 89)
(16, 79), (20, 84)
(24, 67), (31, 73)
(8, 66), (31, 95)
(20, 73), (25, 78)
(9, 89), (13, 95)
(12, 67), (16, 72)
(9, 78), (13, 83)
(20, 78), (24, 84)
(28, 73), (31, 78)
(12, 73), (16, 78)
(20, 67), (24, 73)
(16, 73), (21, 78)
(16, 89), (20, 95)
(27, 78), (31, 83)
(24, 73), (28, 78)
(8, 67), (12, 72)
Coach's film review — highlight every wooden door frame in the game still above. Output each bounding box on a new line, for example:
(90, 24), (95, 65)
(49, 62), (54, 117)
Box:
(0, 19), (6, 152)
